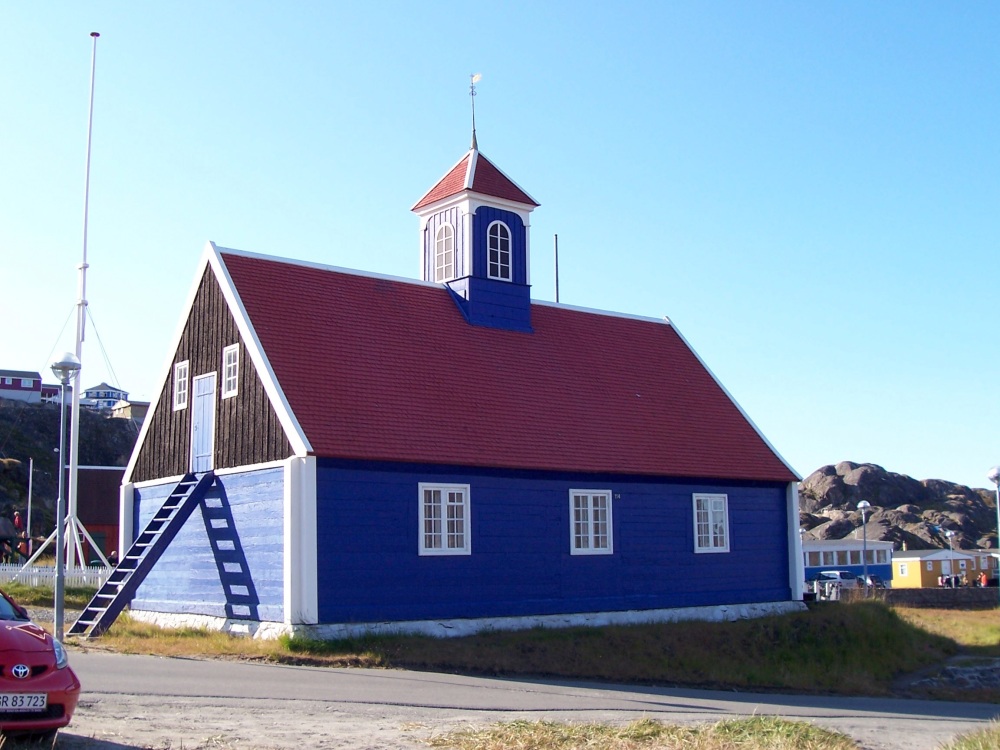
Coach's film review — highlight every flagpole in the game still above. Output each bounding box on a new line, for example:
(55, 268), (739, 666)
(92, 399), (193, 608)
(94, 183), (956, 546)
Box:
(67, 31), (101, 571)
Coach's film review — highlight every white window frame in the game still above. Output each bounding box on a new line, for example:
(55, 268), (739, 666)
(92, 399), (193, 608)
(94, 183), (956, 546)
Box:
(569, 490), (613, 555)
(693, 493), (730, 553)
(419, 483), (471, 556)
(173, 360), (189, 411)
(487, 220), (512, 281)
(434, 224), (455, 282)
(221, 344), (239, 399)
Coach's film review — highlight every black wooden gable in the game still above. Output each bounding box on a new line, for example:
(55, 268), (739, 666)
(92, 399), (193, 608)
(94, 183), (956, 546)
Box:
(131, 267), (294, 483)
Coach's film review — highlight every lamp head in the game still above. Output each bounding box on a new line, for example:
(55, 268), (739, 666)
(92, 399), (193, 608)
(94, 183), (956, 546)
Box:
(987, 466), (1000, 487)
(858, 500), (871, 511)
(50, 352), (81, 384)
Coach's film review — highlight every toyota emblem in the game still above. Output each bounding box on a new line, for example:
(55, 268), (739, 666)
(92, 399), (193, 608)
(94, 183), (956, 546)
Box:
(11, 664), (29, 679)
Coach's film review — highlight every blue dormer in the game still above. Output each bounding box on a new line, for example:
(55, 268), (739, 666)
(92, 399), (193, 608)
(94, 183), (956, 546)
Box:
(412, 146), (539, 332)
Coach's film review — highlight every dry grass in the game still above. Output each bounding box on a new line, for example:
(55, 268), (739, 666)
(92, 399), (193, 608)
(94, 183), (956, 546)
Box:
(92, 614), (385, 668)
(939, 721), (1000, 750)
(895, 608), (1000, 655)
(427, 717), (860, 750)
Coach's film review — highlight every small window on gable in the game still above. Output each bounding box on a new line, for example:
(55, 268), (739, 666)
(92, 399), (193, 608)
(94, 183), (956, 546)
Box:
(419, 483), (470, 555)
(487, 221), (511, 281)
(222, 344), (239, 399)
(899, 563), (908, 577)
(693, 493), (729, 553)
(173, 361), (189, 411)
(434, 224), (455, 282)
(570, 490), (613, 554)
(926, 561), (933, 571)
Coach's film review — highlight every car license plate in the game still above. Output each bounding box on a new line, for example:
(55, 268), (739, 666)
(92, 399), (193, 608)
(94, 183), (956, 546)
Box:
(0, 693), (46, 711)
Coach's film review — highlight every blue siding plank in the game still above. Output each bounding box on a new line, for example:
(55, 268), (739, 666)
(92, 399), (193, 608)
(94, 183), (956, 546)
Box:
(315, 460), (791, 624)
(132, 467), (285, 623)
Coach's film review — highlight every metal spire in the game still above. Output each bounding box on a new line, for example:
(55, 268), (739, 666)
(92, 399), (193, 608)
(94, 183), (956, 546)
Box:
(470, 73), (481, 150)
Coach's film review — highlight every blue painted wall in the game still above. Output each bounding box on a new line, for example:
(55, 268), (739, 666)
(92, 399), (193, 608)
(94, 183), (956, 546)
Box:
(315, 460), (791, 624)
(471, 206), (527, 284)
(131, 467), (285, 622)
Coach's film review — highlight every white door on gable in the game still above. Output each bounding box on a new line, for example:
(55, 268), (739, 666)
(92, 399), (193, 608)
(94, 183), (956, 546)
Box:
(190, 373), (217, 473)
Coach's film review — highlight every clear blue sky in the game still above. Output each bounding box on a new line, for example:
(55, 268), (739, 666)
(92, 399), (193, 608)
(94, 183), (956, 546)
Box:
(2, 2), (998, 490)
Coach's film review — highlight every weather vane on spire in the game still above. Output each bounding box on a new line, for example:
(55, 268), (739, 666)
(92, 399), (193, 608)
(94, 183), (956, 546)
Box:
(470, 73), (482, 150)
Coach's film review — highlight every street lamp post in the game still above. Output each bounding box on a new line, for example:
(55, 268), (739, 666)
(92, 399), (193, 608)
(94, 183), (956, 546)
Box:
(51, 353), (80, 642)
(944, 529), (957, 587)
(858, 500), (871, 595)
(986, 466), (1000, 602)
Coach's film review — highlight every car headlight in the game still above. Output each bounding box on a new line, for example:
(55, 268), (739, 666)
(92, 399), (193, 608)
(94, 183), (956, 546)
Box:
(52, 638), (68, 669)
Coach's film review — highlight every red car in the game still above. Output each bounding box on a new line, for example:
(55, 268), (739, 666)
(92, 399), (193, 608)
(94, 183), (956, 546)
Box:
(0, 590), (80, 740)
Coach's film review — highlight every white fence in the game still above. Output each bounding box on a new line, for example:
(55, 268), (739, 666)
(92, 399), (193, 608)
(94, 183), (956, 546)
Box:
(0, 563), (111, 588)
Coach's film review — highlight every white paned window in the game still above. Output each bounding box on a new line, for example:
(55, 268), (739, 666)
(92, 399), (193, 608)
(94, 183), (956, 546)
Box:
(693, 493), (730, 553)
(849, 550), (861, 564)
(434, 224), (455, 282)
(173, 361), (189, 411)
(222, 344), (239, 399)
(20, 379), (32, 388)
(570, 490), (613, 555)
(487, 221), (511, 281)
(419, 483), (470, 555)
(876, 550), (888, 564)
(926, 561), (934, 571)
(899, 563), (908, 577)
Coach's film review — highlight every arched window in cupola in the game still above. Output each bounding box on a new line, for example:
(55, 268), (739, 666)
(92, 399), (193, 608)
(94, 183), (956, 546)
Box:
(487, 221), (511, 281)
(434, 224), (455, 282)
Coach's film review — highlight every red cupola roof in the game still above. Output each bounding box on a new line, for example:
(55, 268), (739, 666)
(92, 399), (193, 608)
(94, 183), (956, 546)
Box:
(412, 148), (539, 211)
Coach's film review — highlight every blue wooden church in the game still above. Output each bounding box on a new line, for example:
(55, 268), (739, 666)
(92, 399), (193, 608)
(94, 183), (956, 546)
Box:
(72, 138), (803, 639)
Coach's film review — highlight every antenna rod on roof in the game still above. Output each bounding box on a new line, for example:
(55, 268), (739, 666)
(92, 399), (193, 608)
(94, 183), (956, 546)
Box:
(554, 233), (560, 303)
(469, 73), (481, 150)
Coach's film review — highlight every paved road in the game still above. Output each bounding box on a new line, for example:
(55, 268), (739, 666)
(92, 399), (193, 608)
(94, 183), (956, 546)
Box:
(55, 651), (999, 750)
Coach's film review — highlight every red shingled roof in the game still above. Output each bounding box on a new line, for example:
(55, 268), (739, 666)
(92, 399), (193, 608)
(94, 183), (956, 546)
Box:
(221, 251), (795, 482)
(412, 150), (539, 211)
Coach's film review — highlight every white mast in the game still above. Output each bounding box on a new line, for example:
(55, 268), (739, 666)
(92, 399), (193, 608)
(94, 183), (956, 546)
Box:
(66, 31), (109, 570)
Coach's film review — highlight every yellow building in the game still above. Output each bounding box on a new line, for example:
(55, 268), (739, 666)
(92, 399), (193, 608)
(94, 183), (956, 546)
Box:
(892, 549), (982, 588)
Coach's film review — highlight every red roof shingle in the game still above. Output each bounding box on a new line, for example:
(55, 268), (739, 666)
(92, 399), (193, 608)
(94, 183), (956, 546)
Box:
(221, 252), (795, 482)
(412, 150), (539, 211)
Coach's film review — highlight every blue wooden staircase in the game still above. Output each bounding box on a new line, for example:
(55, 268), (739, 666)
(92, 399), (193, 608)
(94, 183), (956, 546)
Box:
(68, 471), (217, 639)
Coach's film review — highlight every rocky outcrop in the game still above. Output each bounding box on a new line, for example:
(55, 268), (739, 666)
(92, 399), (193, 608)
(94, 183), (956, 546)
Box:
(799, 461), (998, 551)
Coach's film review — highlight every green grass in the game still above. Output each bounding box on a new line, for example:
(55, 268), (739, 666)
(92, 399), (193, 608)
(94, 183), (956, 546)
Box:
(92, 601), (974, 698)
(3, 582), (96, 610)
(282, 601), (956, 695)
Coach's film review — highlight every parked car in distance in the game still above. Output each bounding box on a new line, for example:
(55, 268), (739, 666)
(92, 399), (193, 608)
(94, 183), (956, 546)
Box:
(0, 589), (81, 740)
(859, 574), (886, 589)
(808, 570), (860, 587)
